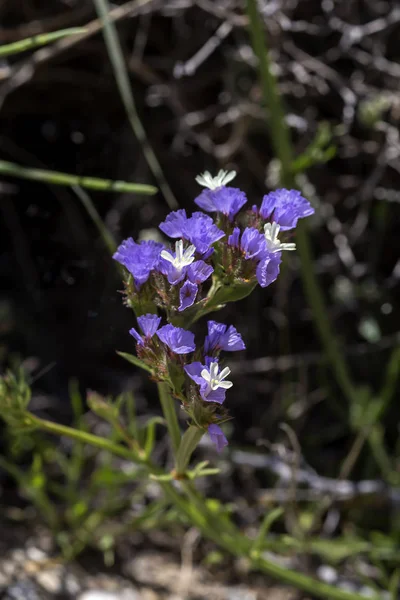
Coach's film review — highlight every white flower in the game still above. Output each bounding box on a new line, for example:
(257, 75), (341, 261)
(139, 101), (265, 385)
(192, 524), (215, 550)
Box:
(201, 362), (233, 394)
(195, 169), (237, 190)
(161, 239), (196, 270)
(264, 222), (296, 253)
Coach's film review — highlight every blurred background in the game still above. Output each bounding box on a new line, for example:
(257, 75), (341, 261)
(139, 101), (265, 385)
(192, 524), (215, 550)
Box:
(0, 1), (399, 599)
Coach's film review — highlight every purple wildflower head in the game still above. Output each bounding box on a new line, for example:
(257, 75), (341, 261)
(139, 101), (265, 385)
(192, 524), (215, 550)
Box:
(159, 239), (196, 285)
(228, 227), (266, 260)
(179, 281), (198, 312)
(183, 212), (225, 255)
(113, 238), (163, 288)
(129, 313), (161, 345)
(159, 210), (224, 255)
(159, 209), (187, 238)
(187, 260), (213, 284)
(205, 321), (246, 354)
(195, 187), (247, 220)
(208, 424), (228, 452)
(156, 324), (195, 354)
(256, 253), (281, 288)
(184, 361), (232, 404)
(260, 189), (314, 230)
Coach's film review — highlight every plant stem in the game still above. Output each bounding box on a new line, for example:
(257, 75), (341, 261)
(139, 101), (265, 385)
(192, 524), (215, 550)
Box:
(0, 28), (86, 57)
(0, 160), (156, 195)
(175, 425), (204, 474)
(157, 382), (181, 458)
(246, 0), (358, 406)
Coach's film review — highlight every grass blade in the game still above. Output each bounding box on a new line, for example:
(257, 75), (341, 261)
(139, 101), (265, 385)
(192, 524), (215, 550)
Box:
(93, 0), (178, 210)
(0, 28), (87, 57)
(0, 159), (157, 194)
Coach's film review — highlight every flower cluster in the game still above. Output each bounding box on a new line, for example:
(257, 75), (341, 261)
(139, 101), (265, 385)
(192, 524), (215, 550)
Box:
(114, 170), (314, 452)
(128, 315), (246, 451)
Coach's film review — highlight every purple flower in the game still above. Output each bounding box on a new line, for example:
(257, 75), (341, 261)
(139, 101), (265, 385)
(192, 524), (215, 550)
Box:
(205, 321), (246, 354)
(113, 239), (163, 287)
(184, 361), (232, 404)
(160, 210), (224, 255)
(260, 189), (314, 230)
(179, 281), (198, 312)
(187, 261), (213, 284)
(159, 209), (187, 238)
(208, 424), (228, 452)
(228, 227), (266, 260)
(159, 239), (196, 284)
(195, 187), (247, 220)
(183, 212), (225, 254)
(129, 313), (161, 345)
(256, 253), (281, 288)
(156, 324), (195, 354)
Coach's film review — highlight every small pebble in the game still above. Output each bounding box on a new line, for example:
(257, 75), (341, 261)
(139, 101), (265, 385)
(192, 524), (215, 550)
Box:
(79, 591), (141, 600)
(317, 565), (338, 584)
(3, 580), (51, 600)
(36, 566), (63, 593)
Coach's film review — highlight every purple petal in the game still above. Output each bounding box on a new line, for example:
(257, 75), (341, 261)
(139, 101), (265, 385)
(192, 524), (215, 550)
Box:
(204, 321), (226, 354)
(202, 387), (226, 404)
(182, 212), (225, 255)
(240, 227), (266, 259)
(184, 362), (205, 385)
(195, 187), (247, 220)
(220, 325), (246, 352)
(137, 314), (161, 338)
(187, 260), (213, 284)
(256, 253), (281, 288)
(129, 326), (143, 345)
(113, 239), (164, 287)
(158, 259), (187, 285)
(156, 324), (196, 354)
(179, 281), (198, 311)
(193, 190), (216, 212)
(208, 424), (228, 452)
(228, 227), (241, 248)
(260, 189), (314, 230)
(159, 209), (187, 237)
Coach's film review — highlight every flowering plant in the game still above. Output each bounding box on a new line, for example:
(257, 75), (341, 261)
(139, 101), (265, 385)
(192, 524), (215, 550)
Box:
(114, 170), (314, 462)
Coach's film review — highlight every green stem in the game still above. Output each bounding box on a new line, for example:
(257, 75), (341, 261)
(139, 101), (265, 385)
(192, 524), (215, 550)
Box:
(157, 383), (181, 458)
(175, 426), (204, 474)
(0, 28), (86, 57)
(28, 414), (138, 463)
(246, 0), (358, 407)
(0, 159), (157, 195)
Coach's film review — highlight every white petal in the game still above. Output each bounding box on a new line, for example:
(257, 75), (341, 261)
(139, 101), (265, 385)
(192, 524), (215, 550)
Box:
(218, 380), (233, 389)
(183, 244), (196, 260)
(160, 250), (175, 263)
(220, 170), (237, 186)
(210, 362), (219, 378)
(201, 369), (211, 382)
(219, 366), (231, 380)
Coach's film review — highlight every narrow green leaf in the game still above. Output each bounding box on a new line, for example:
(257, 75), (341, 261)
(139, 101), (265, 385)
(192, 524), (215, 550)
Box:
(157, 382), (181, 457)
(0, 28), (86, 57)
(72, 185), (117, 255)
(143, 416), (164, 458)
(251, 507), (284, 558)
(117, 351), (153, 373)
(93, 0), (178, 209)
(0, 160), (157, 195)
